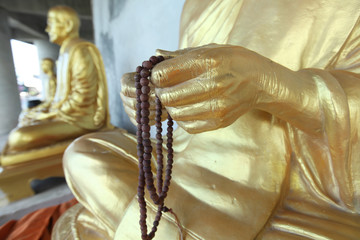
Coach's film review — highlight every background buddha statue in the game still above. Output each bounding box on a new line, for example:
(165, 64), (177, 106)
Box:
(53, 0), (360, 239)
(18, 58), (57, 127)
(1, 5), (111, 158)
(39, 58), (57, 110)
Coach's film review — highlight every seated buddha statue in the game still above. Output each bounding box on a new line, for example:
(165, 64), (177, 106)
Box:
(53, 0), (360, 239)
(1, 5), (111, 165)
(18, 58), (57, 127)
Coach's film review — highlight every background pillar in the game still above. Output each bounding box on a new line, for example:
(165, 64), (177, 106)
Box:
(0, 8), (21, 135)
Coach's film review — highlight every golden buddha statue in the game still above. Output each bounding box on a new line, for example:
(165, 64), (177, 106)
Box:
(0, 5), (110, 204)
(41, 58), (57, 104)
(53, 0), (360, 239)
(0, 5), (111, 165)
(18, 58), (57, 127)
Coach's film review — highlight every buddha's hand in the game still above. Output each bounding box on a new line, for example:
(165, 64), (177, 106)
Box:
(120, 72), (168, 126)
(152, 44), (275, 134)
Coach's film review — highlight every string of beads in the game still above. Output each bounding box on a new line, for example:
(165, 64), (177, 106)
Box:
(135, 55), (174, 240)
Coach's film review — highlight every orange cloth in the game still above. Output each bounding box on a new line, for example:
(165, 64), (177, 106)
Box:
(0, 198), (77, 240)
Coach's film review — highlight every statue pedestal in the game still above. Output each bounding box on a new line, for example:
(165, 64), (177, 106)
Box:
(0, 141), (72, 205)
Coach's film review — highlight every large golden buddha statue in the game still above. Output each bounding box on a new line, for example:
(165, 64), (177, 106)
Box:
(1, 5), (110, 165)
(53, 0), (360, 239)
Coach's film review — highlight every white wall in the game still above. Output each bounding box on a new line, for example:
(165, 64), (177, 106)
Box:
(91, 0), (185, 132)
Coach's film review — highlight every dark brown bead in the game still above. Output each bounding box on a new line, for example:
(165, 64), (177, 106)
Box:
(148, 232), (155, 239)
(165, 175), (172, 183)
(134, 74), (141, 81)
(143, 161), (151, 168)
(140, 94), (149, 101)
(149, 56), (159, 64)
(143, 153), (151, 161)
(140, 208), (146, 214)
(140, 69), (150, 78)
(166, 168), (172, 175)
(142, 61), (153, 69)
(137, 150), (143, 157)
(143, 139), (151, 147)
(142, 86), (150, 94)
(138, 186), (145, 193)
(166, 143), (172, 149)
(144, 146), (153, 153)
(136, 89), (142, 96)
(135, 81), (141, 88)
(157, 56), (165, 62)
(140, 77), (149, 86)
(136, 66), (143, 73)
(141, 102), (150, 109)
(142, 132), (150, 139)
(141, 117), (149, 125)
(141, 109), (150, 117)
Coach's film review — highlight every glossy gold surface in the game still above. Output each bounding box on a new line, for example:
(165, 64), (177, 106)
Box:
(1, 6), (111, 165)
(53, 0), (360, 239)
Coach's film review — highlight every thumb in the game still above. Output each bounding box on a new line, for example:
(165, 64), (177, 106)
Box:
(155, 46), (199, 59)
(156, 44), (221, 58)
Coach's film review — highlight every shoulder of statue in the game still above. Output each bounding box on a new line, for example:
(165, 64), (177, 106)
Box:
(69, 39), (99, 56)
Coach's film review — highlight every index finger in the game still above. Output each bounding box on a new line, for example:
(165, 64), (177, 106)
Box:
(152, 49), (210, 88)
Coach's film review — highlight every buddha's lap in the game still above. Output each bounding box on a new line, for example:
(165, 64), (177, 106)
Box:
(63, 129), (282, 239)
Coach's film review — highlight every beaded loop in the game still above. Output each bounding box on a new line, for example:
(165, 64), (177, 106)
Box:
(135, 55), (174, 240)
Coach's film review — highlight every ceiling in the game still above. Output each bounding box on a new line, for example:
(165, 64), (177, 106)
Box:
(0, 0), (94, 42)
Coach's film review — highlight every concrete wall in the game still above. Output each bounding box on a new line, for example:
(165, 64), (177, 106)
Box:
(0, 9), (21, 135)
(91, 0), (185, 133)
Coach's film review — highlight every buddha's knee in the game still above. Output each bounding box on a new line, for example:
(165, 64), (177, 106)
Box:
(7, 127), (34, 152)
(63, 134), (109, 183)
(63, 137), (89, 181)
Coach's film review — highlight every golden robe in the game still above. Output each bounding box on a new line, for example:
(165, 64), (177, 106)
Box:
(53, 0), (360, 239)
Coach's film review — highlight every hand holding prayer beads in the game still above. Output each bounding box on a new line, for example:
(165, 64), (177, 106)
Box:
(135, 55), (174, 240)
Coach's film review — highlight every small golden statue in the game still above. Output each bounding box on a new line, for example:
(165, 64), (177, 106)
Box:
(0, 5), (110, 203)
(53, 0), (360, 239)
(41, 58), (57, 104)
(18, 58), (57, 127)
